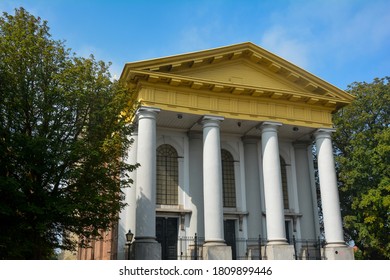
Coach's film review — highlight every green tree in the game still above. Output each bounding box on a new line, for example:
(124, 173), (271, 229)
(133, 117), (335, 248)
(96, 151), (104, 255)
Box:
(0, 8), (137, 259)
(333, 77), (390, 259)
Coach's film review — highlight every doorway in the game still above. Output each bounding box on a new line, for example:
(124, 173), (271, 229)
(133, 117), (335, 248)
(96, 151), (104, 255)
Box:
(156, 217), (178, 260)
(285, 220), (292, 244)
(224, 219), (237, 259)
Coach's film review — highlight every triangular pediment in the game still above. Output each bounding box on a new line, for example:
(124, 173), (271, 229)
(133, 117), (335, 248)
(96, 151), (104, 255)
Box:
(173, 59), (305, 93)
(121, 42), (354, 110)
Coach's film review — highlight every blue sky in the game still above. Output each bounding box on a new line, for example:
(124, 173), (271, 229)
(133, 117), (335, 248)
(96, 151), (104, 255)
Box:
(1, 0), (389, 90)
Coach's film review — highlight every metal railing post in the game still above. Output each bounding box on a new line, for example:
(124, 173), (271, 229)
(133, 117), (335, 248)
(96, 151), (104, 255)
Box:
(293, 235), (298, 260)
(194, 233), (198, 260)
(317, 236), (321, 260)
(306, 240), (309, 260)
(258, 235), (262, 260)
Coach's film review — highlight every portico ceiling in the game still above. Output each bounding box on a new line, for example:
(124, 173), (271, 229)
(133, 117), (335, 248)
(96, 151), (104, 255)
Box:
(156, 110), (315, 142)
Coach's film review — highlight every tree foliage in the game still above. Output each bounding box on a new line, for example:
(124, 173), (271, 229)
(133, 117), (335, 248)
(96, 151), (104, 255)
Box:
(0, 8), (137, 259)
(333, 77), (390, 259)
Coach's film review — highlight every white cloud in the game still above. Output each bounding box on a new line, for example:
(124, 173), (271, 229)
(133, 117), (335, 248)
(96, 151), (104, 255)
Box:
(260, 26), (311, 69)
(331, 1), (390, 52)
(258, 0), (390, 74)
(177, 15), (227, 54)
(178, 26), (211, 53)
(74, 44), (102, 59)
(109, 62), (123, 81)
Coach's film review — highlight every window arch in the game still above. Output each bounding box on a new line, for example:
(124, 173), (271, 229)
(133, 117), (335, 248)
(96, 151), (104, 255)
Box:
(280, 156), (289, 209)
(221, 149), (236, 208)
(156, 144), (178, 205)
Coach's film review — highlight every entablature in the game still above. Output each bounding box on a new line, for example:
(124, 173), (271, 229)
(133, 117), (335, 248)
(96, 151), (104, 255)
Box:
(128, 69), (346, 111)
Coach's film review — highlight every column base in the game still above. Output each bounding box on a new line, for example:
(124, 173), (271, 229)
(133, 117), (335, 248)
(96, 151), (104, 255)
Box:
(265, 244), (295, 260)
(267, 239), (288, 246)
(203, 244), (232, 260)
(131, 238), (161, 260)
(323, 246), (354, 260)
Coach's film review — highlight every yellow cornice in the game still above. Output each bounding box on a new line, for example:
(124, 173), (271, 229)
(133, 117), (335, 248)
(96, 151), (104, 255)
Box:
(127, 69), (349, 111)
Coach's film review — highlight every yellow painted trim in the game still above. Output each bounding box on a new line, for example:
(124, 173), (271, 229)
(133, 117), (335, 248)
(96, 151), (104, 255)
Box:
(128, 70), (349, 110)
(136, 85), (334, 128)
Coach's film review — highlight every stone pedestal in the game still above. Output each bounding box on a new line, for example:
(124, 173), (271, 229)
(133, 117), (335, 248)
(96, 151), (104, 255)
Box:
(266, 244), (295, 260)
(323, 246), (354, 260)
(203, 244), (232, 260)
(132, 239), (161, 260)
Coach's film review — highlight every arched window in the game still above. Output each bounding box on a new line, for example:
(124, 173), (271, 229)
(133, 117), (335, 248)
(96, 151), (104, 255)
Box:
(280, 156), (289, 209)
(156, 144), (178, 205)
(221, 149), (236, 208)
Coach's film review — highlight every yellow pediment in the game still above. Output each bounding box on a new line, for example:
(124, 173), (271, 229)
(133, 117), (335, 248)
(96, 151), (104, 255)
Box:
(175, 59), (304, 93)
(121, 42), (354, 109)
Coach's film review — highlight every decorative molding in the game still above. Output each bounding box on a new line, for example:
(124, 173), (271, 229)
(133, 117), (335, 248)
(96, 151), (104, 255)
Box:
(223, 211), (249, 232)
(129, 69), (349, 109)
(138, 87), (334, 128)
(155, 208), (192, 231)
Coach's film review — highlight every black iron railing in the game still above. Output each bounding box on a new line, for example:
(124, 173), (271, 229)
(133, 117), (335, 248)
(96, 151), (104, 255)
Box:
(178, 234), (205, 260)
(292, 236), (325, 260)
(170, 234), (326, 260)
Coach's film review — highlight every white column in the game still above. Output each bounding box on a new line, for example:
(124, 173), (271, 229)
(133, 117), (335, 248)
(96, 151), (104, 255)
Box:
(134, 107), (160, 240)
(261, 122), (287, 245)
(117, 129), (138, 259)
(314, 129), (345, 246)
(202, 115), (225, 244)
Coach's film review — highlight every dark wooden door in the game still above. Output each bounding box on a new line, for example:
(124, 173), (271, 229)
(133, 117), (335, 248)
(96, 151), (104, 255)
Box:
(224, 219), (237, 259)
(156, 217), (178, 260)
(285, 221), (291, 244)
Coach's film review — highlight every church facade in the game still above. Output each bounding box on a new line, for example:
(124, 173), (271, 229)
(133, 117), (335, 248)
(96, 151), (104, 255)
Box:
(89, 42), (355, 260)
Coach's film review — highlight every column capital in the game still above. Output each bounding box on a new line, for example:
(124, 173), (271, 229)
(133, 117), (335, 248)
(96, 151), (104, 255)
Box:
(313, 128), (336, 140)
(201, 115), (224, 127)
(136, 106), (160, 120)
(259, 121), (282, 132)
